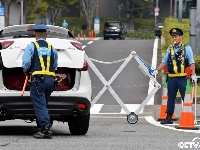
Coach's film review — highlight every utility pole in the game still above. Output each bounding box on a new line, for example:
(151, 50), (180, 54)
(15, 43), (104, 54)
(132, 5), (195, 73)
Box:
(170, 0), (172, 17)
(96, 0), (98, 18)
(178, 0), (183, 23)
(190, 8), (197, 54)
(20, 0), (23, 24)
(118, 4), (123, 19)
(174, 0), (177, 18)
(155, 0), (158, 25)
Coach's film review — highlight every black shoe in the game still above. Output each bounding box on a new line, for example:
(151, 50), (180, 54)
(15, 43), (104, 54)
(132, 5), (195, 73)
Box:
(160, 117), (173, 124)
(33, 130), (52, 139)
(33, 123), (52, 139)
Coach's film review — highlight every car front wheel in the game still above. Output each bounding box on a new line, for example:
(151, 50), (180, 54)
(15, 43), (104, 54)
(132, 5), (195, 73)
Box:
(68, 112), (90, 135)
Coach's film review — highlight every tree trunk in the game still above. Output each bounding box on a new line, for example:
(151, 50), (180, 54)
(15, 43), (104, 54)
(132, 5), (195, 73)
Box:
(81, 0), (96, 30)
(4, 1), (11, 26)
(35, 0), (43, 24)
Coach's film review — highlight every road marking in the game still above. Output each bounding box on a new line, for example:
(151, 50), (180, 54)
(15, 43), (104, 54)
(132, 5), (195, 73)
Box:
(90, 104), (144, 114)
(120, 104), (143, 114)
(147, 38), (159, 105)
(91, 115), (147, 119)
(90, 104), (104, 114)
(145, 116), (200, 133)
(87, 41), (93, 44)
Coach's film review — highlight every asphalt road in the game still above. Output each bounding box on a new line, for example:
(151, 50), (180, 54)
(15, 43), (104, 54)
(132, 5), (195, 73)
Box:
(0, 115), (200, 150)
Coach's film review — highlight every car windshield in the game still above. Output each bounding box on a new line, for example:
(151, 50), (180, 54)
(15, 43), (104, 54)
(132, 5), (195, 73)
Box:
(0, 24), (71, 39)
(157, 22), (164, 26)
(105, 23), (119, 27)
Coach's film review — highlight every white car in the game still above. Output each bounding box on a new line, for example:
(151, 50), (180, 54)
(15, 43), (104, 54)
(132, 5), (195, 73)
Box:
(0, 24), (92, 135)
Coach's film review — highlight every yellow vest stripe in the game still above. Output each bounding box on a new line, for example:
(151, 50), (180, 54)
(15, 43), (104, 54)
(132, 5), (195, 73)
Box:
(180, 44), (185, 73)
(32, 71), (55, 76)
(46, 43), (51, 72)
(170, 46), (178, 74)
(168, 73), (187, 77)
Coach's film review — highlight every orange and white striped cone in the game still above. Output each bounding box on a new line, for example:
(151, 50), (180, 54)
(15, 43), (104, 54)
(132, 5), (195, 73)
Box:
(158, 73), (177, 121)
(157, 91), (177, 121)
(175, 80), (198, 130)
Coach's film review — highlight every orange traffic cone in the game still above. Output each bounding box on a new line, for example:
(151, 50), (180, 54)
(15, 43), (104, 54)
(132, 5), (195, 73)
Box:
(158, 73), (177, 121)
(175, 86), (198, 130)
(157, 95), (177, 121)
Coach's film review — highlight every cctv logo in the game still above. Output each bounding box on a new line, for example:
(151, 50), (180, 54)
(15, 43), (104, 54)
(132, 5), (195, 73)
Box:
(178, 137), (200, 149)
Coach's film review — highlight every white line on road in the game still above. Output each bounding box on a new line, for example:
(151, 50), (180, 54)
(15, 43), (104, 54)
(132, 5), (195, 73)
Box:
(147, 38), (159, 105)
(145, 116), (200, 133)
(87, 41), (93, 44)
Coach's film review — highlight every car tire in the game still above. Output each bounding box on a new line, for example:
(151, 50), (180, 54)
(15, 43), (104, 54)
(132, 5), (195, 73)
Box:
(68, 112), (90, 135)
(104, 36), (109, 40)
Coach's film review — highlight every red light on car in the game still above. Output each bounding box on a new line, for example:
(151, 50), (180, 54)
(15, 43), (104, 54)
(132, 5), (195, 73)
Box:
(77, 103), (87, 110)
(70, 41), (83, 51)
(0, 41), (14, 50)
(80, 59), (88, 71)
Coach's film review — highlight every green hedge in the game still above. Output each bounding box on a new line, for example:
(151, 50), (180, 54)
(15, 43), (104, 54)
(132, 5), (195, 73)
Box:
(162, 18), (190, 50)
(126, 30), (155, 39)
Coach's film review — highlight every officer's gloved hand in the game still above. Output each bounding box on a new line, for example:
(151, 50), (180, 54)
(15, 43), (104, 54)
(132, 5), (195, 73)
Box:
(152, 69), (158, 76)
(191, 74), (197, 85)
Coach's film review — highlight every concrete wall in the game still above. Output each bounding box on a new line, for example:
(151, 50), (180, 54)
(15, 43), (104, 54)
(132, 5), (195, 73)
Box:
(9, 3), (20, 25)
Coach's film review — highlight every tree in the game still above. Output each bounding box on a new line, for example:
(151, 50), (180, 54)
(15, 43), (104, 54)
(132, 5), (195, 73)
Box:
(46, 0), (78, 25)
(23, 0), (37, 24)
(123, 0), (154, 30)
(80, 0), (96, 30)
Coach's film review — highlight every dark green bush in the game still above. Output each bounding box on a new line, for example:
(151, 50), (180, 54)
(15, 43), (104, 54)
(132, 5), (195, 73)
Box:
(134, 19), (155, 30)
(126, 30), (155, 39)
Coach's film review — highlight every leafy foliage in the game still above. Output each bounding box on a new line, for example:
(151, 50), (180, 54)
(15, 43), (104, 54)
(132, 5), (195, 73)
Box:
(126, 30), (155, 39)
(123, 0), (154, 19)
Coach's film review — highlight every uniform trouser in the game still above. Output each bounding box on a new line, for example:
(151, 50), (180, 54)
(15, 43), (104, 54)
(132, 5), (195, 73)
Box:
(166, 76), (187, 114)
(30, 76), (55, 127)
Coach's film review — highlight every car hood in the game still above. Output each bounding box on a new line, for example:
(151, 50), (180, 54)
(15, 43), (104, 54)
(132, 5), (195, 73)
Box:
(0, 38), (84, 68)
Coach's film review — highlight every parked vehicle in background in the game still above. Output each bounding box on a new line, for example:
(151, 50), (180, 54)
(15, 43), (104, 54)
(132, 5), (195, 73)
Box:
(0, 24), (92, 135)
(155, 22), (164, 38)
(103, 21), (125, 40)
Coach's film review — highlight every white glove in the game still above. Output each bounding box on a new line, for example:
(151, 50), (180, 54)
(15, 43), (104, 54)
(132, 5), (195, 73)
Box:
(152, 69), (158, 76)
(191, 74), (197, 84)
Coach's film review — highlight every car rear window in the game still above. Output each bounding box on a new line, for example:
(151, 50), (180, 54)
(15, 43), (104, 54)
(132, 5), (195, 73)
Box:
(105, 22), (120, 27)
(0, 25), (71, 39)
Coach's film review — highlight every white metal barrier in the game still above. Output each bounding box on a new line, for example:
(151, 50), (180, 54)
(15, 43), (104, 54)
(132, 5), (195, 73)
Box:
(85, 51), (161, 124)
